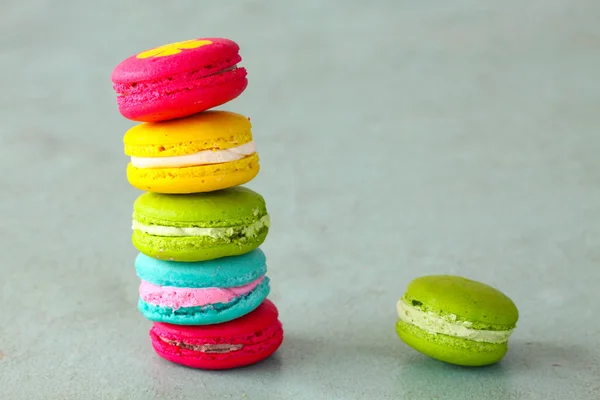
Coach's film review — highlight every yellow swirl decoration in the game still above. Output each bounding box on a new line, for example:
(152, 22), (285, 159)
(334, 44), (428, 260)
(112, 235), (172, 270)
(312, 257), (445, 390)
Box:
(136, 39), (213, 59)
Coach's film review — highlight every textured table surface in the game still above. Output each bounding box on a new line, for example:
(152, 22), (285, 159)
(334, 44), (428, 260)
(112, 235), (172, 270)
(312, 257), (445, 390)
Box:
(1, 0), (599, 399)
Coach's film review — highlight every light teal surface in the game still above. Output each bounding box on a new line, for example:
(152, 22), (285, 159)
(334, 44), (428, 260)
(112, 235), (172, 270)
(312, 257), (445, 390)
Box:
(1, 0), (599, 399)
(138, 278), (270, 325)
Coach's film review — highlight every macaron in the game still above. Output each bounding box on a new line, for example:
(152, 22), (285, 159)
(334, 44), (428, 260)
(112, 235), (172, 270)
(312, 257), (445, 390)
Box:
(112, 37), (248, 122)
(396, 275), (519, 367)
(132, 187), (270, 262)
(124, 111), (259, 194)
(150, 299), (283, 369)
(136, 249), (270, 325)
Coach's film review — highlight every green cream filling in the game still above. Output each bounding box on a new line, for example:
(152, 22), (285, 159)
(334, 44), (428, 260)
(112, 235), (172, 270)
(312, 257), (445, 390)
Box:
(132, 214), (270, 239)
(396, 300), (514, 344)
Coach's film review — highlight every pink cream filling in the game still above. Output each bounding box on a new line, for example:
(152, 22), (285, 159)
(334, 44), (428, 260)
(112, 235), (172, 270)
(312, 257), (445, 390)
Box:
(139, 277), (264, 310)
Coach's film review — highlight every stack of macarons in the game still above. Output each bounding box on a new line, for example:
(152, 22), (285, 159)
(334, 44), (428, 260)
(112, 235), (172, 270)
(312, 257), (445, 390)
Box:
(111, 38), (283, 369)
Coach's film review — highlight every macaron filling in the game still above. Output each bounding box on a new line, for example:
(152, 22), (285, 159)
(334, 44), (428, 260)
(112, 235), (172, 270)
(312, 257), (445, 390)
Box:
(130, 141), (257, 169)
(396, 300), (514, 344)
(158, 337), (244, 354)
(139, 278), (270, 324)
(139, 277), (265, 309)
(132, 214), (270, 239)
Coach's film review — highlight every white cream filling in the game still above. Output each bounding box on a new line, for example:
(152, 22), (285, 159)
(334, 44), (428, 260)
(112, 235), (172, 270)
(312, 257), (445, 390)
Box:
(131, 141), (256, 168)
(132, 214), (270, 238)
(396, 300), (514, 343)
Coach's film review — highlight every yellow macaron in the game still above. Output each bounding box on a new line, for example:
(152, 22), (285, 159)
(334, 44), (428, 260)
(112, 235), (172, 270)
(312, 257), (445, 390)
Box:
(124, 111), (260, 193)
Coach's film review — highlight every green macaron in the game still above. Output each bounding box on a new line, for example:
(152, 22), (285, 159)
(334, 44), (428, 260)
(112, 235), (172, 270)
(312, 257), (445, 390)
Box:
(132, 186), (270, 262)
(395, 275), (519, 367)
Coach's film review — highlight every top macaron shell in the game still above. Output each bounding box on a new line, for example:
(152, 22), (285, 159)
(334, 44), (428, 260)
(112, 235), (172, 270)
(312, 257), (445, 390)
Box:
(404, 275), (519, 328)
(112, 38), (248, 122)
(133, 186), (268, 228)
(135, 249), (267, 289)
(112, 38), (240, 83)
(123, 111), (254, 158)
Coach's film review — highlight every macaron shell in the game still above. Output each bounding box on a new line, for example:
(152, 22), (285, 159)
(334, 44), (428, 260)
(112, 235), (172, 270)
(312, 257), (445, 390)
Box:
(396, 320), (507, 367)
(138, 276), (270, 324)
(117, 72), (248, 123)
(124, 111), (253, 157)
(127, 154), (259, 193)
(133, 186), (267, 227)
(132, 226), (268, 262)
(112, 38), (241, 83)
(405, 275), (519, 328)
(135, 249), (267, 288)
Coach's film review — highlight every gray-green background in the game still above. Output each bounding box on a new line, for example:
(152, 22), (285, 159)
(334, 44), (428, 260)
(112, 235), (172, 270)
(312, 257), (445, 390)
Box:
(1, 0), (599, 399)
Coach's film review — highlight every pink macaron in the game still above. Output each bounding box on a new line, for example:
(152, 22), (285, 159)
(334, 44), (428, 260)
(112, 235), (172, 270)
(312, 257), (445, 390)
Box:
(150, 300), (284, 370)
(111, 37), (248, 122)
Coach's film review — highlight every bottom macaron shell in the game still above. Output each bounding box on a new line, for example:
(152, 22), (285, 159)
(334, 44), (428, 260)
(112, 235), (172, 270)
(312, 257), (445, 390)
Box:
(119, 71), (248, 123)
(396, 320), (508, 367)
(150, 325), (283, 370)
(126, 154), (259, 194)
(138, 278), (270, 325)
(133, 230), (268, 263)
(132, 227), (268, 263)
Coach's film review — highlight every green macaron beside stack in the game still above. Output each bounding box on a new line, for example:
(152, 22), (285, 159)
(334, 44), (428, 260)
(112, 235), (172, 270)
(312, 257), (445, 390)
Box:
(395, 275), (519, 367)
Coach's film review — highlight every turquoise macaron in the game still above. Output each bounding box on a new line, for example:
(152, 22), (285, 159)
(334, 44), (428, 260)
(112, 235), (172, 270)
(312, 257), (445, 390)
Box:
(396, 275), (519, 367)
(131, 186), (270, 262)
(135, 249), (270, 325)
